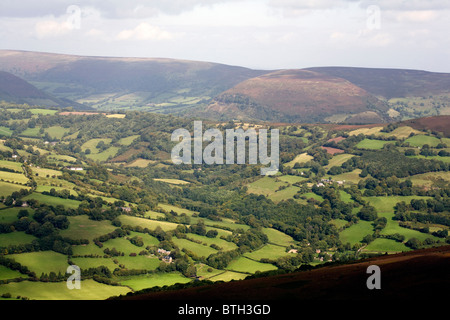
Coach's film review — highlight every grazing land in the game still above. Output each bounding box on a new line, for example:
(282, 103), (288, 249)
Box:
(0, 103), (448, 301)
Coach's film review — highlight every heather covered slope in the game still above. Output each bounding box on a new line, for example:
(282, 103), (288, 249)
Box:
(202, 69), (390, 123)
(305, 66), (450, 99)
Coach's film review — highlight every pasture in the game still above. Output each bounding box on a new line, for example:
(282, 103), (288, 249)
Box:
(0, 160), (23, 172)
(59, 215), (117, 241)
(44, 126), (70, 140)
(172, 237), (218, 257)
(405, 134), (441, 147)
(153, 178), (190, 185)
(0, 232), (36, 246)
(0, 279), (131, 300)
(226, 257), (277, 274)
(119, 272), (191, 292)
(339, 220), (374, 245)
(0, 127), (13, 137)
(355, 139), (391, 150)
(0, 265), (25, 281)
(262, 228), (295, 247)
(0, 171), (28, 185)
(363, 196), (441, 242)
(363, 238), (410, 253)
(285, 153), (314, 167)
(118, 215), (179, 232)
(22, 193), (81, 209)
(244, 244), (292, 260)
(8, 251), (68, 275)
(0, 181), (30, 197)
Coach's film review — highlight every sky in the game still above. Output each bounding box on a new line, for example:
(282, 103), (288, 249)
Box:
(0, 0), (449, 72)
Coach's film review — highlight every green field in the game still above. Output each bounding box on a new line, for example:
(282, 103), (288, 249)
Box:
(118, 135), (140, 146)
(244, 244), (292, 260)
(0, 171), (29, 185)
(277, 175), (307, 184)
(247, 176), (287, 197)
(29, 109), (58, 115)
(0, 160), (23, 172)
(32, 167), (62, 178)
(330, 169), (365, 184)
(363, 238), (410, 253)
(268, 185), (300, 203)
(339, 220), (374, 245)
(119, 272), (191, 292)
(0, 127), (13, 137)
(206, 271), (248, 282)
(0, 279), (131, 300)
(8, 251), (68, 275)
(185, 233), (238, 251)
(172, 237), (218, 257)
(119, 215), (179, 232)
(19, 127), (41, 138)
(44, 126), (70, 140)
(226, 257), (277, 274)
(0, 232), (37, 246)
(405, 134), (441, 147)
(405, 171), (450, 187)
(22, 193), (81, 209)
(363, 196), (441, 242)
(81, 138), (112, 153)
(59, 215), (117, 241)
(285, 153), (314, 167)
(0, 181), (30, 197)
(356, 139), (391, 150)
(87, 147), (120, 162)
(262, 228), (295, 247)
(154, 178), (190, 185)
(0, 265), (25, 281)
(325, 154), (355, 170)
(0, 207), (34, 224)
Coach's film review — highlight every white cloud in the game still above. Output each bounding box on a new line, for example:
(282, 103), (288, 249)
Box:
(394, 10), (440, 23)
(116, 23), (175, 41)
(34, 18), (72, 39)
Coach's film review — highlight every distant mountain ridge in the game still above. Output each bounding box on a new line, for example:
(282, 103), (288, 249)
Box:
(0, 50), (449, 123)
(0, 50), (267, 113)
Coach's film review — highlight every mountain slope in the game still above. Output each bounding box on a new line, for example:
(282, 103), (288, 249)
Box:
(0, 50), (267, 112)
(201, 69), (390, 123)
(119, 245), (450, 301)
(305, 67), (450, 99)
(0, 70), (85, 108)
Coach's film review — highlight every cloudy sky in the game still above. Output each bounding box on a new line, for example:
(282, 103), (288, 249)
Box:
(0, 0), (449, 72)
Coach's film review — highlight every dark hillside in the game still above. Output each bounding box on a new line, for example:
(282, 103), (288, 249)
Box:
(119, 245), (450, 301)
(306, 67), (450, 99)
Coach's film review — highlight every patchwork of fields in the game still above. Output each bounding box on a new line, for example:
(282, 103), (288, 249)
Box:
(0, 107), (449, 300)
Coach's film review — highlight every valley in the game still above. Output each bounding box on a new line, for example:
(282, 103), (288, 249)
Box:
(0, 102), (448, 300)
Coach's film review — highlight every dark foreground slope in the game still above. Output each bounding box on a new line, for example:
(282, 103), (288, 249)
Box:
(119, 245), (450, 301)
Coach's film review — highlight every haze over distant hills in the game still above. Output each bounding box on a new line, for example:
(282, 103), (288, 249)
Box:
(0, 50), (449, 124)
